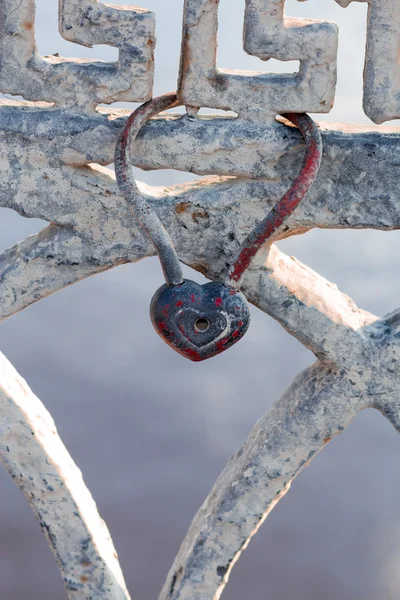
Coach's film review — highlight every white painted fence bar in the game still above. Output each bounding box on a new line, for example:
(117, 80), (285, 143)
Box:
(0, 352), (130, 599)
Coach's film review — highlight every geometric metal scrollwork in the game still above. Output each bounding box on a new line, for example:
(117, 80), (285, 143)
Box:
(0, 0), (155, 111)
(179, 0), (339, 119)
(335, 0), (400, 123)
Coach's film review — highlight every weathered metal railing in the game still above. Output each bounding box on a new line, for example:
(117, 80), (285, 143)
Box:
(1, 0), (400, 598)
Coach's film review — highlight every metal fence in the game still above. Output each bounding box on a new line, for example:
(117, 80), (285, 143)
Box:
(1, 1), (400, 598)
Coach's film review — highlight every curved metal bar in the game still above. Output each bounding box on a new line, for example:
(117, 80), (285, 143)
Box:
(159, 362), (366, 600)
(225, 112), (323, 287)
(114, 93), (184, 287)
(0, 351), (131, 600)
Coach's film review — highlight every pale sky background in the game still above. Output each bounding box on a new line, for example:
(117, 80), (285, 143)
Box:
(1, 2), (400, 599)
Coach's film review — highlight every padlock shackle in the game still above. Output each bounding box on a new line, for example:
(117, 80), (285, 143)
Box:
(115, 93), (184, 287)
(115, 95), (322, 292)
(225, 112), (322, 287)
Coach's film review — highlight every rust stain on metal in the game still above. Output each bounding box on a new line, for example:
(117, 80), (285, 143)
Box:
(175, 202), (191, 214)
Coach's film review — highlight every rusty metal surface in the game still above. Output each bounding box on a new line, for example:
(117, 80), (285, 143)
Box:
(227, 112), (322, 286)
(150, 280), (250, 361)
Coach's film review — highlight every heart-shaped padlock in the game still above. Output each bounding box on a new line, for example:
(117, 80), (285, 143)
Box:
(115, 93), (322, 362)
(150, 281), (250, 362)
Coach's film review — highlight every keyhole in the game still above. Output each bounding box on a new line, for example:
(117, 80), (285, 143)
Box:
(195, 318), (210, 333)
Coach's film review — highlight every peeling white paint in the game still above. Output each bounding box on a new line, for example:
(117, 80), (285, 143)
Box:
(179, 0), (338, 119)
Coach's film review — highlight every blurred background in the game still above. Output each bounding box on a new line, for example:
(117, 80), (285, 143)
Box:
(1, 1), (400, 598)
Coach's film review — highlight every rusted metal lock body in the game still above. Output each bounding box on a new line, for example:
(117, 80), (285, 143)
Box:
(150, 281), (250, 362)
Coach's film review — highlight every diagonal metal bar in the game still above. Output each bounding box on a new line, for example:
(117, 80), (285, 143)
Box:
(0, 220), (376, 367)
(0, 350), (130, 599)
(158, 362), (370, 600)
(0, 224), (134, 320)
(240, 245), (377, 366)
(0, 154), (379, 366)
